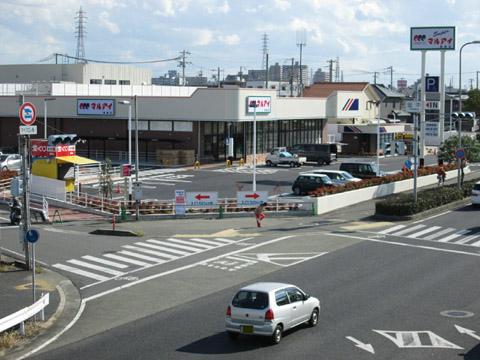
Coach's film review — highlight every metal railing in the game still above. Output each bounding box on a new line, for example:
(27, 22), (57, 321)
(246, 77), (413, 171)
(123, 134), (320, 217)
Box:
(67, 192), (121, 214)
(0, 293), (49, 336)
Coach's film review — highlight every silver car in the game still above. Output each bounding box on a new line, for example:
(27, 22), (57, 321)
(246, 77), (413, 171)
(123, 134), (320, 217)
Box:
(0, 154), (22, 172)
(225, 282), (320, 344)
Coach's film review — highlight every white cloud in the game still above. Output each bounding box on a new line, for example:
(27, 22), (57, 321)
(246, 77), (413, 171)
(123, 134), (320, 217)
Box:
(274, 0), (291, 10)
(204, 0), (230, 14)
(98, 11), (120, 34)
(154, 0), (190, 16)
(194, 29), (214, 46)
(218, 33), (240, 45)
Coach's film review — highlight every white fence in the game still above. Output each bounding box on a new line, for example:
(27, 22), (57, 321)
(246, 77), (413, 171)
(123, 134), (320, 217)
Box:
(31, 175), (66, 202)
(0, 293), (49, 335)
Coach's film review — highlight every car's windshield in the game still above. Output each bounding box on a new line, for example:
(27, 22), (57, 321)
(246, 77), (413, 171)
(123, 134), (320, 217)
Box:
(232, 291), (269, 309)
(474, 184), (480, 191)
(341, 171), (354, 179)
(0, 155), (8, 161)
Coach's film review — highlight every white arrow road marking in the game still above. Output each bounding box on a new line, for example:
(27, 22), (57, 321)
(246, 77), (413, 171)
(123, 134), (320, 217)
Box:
(455, 325), (480, 341)
(346, 336), (375, 354)
(238, 252), (328, 267)
(373, 330), (463, 349)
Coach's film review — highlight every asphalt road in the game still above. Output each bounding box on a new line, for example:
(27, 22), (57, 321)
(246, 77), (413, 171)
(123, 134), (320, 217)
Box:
(3, 199), (476, 360)
(82, 155), (438, 200)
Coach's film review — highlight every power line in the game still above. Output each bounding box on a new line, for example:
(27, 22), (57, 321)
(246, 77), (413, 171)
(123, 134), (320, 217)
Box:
(45, 53), (181, 64)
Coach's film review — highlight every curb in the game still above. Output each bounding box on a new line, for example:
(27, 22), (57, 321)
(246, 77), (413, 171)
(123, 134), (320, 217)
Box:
(90, 229), (141, 236)
(3, 264), (81, 360)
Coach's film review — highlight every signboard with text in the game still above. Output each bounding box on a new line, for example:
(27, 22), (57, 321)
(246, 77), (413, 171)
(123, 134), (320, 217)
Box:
(410, 27), (455, 51)
(246, 96), (271, 114)
(405, 101), (421, 113)
(425, 121), (440, 146)
(31, 139), (76, 157)
(237, 191), (268, 207)
(77, 99), (115, 115)
(425, 101), (441, 111)
(175, 190), (186, 215)
(186, 192), (218, 208)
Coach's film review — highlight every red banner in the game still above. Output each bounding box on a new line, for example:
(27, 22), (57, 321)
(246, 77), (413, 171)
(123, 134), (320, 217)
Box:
(31, 140), (75, 157)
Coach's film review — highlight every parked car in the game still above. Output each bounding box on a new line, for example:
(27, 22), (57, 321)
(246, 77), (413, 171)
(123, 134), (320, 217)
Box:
(339, 161), (384, 179)
(472, 181), (480, 207)
(302, 170), (361, 185)
(265, 150), (304, 167)
(0, 154), (22, 172)
(292, 173), (334, 195)
(225, 282), (320, 344)
(289, 143), (337, 165)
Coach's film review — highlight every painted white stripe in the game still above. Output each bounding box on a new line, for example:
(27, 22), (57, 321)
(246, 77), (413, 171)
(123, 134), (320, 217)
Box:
(190, 238), (226, 247)
(52, 264), (109, 281)
(117, 250), (166, 263)
(167, 238), (213, 249)
(412, 210), (452, 223)
(379, 225), (406, 234)
(424, 228), (457, 240)
(103, 253), (150, 266)
(408, 226), (442, 239)
(469, 239), (480, 247)
(81, 255), (129, 269)
(149, 239), (202, 252)
(134, 242), (189, 256)
(454, 234), (479, 245)
(438, 229), (470, 243)
(122, 245), (177, 260)
(67, 259), (124, 276)
(391, 224), (426, 236)
(213, 238), (234, 244)
(226, 256), (257, 263)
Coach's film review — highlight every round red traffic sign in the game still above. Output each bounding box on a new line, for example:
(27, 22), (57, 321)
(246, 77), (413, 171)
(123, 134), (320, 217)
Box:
(19, 102), (37, 126)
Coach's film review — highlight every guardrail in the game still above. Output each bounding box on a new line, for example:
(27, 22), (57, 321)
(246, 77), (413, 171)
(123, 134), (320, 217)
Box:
(67, 192), (121, 214)
(0, 293), (49, 336)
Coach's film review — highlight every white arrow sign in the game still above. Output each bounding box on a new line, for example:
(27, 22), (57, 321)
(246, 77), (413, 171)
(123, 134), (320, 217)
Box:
(346, 336), (375, 354)
(455, 325), (480, 341)
(373, 330), (462, 349)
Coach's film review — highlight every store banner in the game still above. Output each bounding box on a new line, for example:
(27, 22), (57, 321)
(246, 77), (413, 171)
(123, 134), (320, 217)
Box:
(77, 99), (115, 115)
(247, 96), (271, 114)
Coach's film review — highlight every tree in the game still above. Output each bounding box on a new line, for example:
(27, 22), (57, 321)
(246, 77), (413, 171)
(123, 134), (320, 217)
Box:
(98, 159), (113, 199)
(439, 135), (480, 163)
(463, 88), (480, 115)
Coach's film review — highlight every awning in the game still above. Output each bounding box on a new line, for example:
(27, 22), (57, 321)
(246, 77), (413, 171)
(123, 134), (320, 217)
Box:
(56, 156), (99, 165)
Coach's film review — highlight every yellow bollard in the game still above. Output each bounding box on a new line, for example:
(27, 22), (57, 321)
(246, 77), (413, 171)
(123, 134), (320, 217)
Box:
(226, 159), (232, 168)
(239, 158), (244, 167)
(194, 160), (200, 170)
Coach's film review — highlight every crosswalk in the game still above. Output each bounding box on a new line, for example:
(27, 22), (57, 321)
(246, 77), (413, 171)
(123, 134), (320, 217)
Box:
(52, 237), (236, 284)
(213, 167), (279, 175)
(378, 224), (480, 247)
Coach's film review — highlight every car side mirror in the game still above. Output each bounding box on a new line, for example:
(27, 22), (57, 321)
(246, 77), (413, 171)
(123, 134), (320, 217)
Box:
(303, 294), (310, 301)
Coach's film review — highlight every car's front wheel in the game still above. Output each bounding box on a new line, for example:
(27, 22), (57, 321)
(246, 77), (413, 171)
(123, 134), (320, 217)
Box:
(293, 187), (301, 196)
(1, 166), (7, 172)
(266, 160), (272, 167)
(271, 325), (283, 344)
(308, 308), (319, 327)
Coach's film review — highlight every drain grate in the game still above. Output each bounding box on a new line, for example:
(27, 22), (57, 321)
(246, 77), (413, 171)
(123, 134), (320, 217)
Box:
(440, 310), (474, 318)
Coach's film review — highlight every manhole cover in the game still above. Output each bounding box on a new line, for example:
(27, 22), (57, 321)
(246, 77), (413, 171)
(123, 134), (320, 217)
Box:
(440, 310), (474, 318)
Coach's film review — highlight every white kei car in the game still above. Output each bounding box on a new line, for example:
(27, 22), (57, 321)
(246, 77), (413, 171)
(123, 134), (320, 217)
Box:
(225, 282), (320, 344)
(471, 181), (480, 206)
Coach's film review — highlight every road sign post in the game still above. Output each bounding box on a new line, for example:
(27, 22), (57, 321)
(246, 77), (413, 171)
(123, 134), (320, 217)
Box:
(25, 229), (39, 306)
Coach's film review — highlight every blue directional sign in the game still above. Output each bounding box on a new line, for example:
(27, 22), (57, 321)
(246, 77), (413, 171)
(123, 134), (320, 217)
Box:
(456, 148), (465, 159)
(25, 229), (39, 243)
(425, 76), (439, 93)
(404, 159), (412, 169)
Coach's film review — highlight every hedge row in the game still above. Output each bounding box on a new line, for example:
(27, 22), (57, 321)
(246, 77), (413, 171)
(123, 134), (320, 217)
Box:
(0, 170), (18, 180)
(375, 180), (476, 216)
(309, 163), (457, 197)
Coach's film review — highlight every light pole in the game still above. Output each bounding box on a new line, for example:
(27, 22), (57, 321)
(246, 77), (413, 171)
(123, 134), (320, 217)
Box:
(134, 95), (140, 220)
(458, 40), (480, 188)
(250, 100), (257, 191)
(376, 100), (382, 176)
(43, 97), (56, 139)
(118, 100), (132, 200)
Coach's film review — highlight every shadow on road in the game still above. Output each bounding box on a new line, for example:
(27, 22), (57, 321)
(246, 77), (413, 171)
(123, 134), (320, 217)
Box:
(453, 205), (477, 213)
(459, 343), (480, 359)
(237, 180), (292, 186)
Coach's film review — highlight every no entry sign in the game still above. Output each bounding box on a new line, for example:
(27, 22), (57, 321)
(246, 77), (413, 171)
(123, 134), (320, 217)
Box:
(19, 102), (37, 126)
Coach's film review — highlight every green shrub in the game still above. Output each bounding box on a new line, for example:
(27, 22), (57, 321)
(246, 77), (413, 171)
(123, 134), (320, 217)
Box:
(375, 180), (477, 216)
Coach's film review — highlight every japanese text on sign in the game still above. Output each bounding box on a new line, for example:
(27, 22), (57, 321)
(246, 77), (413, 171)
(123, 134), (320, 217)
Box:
(77, 99), (115, 115)
(410, 27), (455, 51)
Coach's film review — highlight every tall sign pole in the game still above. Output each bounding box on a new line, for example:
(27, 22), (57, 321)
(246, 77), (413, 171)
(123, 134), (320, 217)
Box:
(420, 50), (426, 166)
(439, 50), (446, 143)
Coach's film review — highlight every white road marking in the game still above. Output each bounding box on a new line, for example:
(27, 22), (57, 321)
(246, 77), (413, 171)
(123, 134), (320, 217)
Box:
(212, 237), (234, 244)
(81, 255), (129, 269)
(454, 234), (479, 245)
(412, 210), (452, 223)
(408, 226), (442, 239)
(190, 238), (228, 247)
(66, 259), (124, 276)
(148, 239), (202, 252)
(103, 253), (150, 266)
(470, 239), (480, 247)
(423, 227), (457, 240)
(134, 242), (189, 256)
(391, 224), (426, 236)
(167, 238), (213, 249)
(373, 330), (462, 349)
(345, 336), (375, 354)
(379, 225), (406, 234)
(52, 264), (110, 281)
(117, 250), (166, 263)
(438, 229), (470, 243)
(122, 245), (178, 260)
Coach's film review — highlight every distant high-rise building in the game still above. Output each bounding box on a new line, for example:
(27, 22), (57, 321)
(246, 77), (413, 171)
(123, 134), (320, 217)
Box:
(247, 69), (267, 81)
(282, 61), (308, 84)
(397, 78), (407, 90)
(313, 68), (330, 83)
(268, 62), (282, 82)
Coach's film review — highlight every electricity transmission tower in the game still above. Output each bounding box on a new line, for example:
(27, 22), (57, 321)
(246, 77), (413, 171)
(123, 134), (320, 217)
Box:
(261, 33), (269, 73)
(75, 7), (87, 63)
(296, 30), (307, 92)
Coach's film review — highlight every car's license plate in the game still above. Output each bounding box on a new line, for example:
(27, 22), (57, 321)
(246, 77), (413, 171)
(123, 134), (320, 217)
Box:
(242, 325), (254, 334)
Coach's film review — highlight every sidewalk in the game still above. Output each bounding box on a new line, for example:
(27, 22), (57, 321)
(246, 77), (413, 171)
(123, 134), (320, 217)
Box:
(0, 254), (81, 359)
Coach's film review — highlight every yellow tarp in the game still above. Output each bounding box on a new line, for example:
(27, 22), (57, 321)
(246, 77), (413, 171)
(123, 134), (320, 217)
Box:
(56, 156), (98, 165)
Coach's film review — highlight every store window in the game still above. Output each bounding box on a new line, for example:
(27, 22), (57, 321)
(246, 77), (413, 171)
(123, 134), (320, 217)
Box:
(90, 79), (102, 84)
(150, 121), (172, 131)
(119, 80), (131, 85)
(174, 121), (193, 132)
(104, 79), (117, 85)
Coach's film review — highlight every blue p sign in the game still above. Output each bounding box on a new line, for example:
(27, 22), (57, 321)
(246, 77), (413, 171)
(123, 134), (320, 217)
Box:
(425, 76), (439, 92)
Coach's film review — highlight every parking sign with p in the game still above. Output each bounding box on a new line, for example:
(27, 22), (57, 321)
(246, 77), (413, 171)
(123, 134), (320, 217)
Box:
(425, 76), (439, 93)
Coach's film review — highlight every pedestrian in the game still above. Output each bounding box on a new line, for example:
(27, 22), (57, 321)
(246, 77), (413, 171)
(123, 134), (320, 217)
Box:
(254, 202), (267, 228)
(437, 165), (446, 186)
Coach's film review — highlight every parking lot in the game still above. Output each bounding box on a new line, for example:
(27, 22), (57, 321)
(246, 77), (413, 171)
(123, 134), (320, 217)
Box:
(81, 155), (438, 201)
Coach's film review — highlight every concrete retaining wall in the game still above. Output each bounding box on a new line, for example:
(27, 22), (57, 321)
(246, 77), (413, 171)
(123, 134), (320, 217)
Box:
(313, 168), (470, 215)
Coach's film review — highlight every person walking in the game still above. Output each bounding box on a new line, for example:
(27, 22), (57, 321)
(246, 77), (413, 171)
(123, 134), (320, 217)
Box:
(254, 202), (267, 228)
(437, 165), (446, 186)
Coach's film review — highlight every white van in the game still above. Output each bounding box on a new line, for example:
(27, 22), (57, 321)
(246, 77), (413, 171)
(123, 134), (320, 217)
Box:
(472, 181), (480, 206)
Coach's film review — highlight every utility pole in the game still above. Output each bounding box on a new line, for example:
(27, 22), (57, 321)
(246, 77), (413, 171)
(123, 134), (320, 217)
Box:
(265, 53), (269, 89)
(386, 66), (394, 89)
(373, 71), (379, 85)
(296, 30), (306, 94)
(469, 78), (474, 90)
(217, 67), (221, 88)
(327, 59), (335, 82)
(134, 95), (140, 220)
(290, 58), (294, 97)
(477, 71), (480, 89)
(178, 50), (191, 86)
(335, 56), (340, 82)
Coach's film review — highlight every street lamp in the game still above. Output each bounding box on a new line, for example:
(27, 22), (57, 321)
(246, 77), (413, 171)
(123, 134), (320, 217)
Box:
(118, 100), (132, 200)
(43, 97), (56, 138)
(250, 100), (257, 192)
(457, 40), (480, 187)
(376, 100), (382, 176)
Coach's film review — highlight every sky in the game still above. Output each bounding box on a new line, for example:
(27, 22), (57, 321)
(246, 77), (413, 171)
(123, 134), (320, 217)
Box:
(1, 0), (480, 88)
